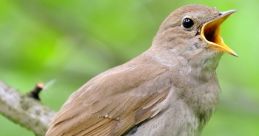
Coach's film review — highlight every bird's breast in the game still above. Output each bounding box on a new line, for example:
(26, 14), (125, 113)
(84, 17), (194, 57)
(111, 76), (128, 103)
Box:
(125, 87), (203, 136)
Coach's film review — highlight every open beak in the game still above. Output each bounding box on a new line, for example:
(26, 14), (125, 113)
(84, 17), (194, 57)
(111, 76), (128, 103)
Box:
(201, 10), (237, 56)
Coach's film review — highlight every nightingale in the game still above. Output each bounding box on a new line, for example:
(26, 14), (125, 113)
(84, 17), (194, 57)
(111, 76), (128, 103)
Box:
(46, 4), (237, 136)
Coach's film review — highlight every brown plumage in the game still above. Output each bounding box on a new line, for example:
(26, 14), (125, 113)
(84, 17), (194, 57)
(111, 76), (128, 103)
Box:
(46, 4), (236, 136)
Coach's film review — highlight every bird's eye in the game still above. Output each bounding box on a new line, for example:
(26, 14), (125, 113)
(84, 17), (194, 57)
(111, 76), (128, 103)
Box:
(182, 17), (194, 29)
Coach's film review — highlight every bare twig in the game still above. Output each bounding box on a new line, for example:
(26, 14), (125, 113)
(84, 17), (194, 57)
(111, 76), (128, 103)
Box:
(27, 83), (44, 101)
(0, 81), (55, 136)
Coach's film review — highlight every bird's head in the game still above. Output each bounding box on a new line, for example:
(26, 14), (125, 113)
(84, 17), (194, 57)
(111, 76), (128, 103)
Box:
(152, 4), (237, 69)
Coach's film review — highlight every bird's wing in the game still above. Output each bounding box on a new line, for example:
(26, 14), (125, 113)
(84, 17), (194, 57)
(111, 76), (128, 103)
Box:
(46, 63), (172, 136)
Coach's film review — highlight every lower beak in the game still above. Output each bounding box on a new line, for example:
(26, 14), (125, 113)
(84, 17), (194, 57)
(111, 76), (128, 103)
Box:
(201, 10), (237, 56)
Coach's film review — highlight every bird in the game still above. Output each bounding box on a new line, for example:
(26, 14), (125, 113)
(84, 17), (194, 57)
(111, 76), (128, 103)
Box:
(46, 4), (237, 136)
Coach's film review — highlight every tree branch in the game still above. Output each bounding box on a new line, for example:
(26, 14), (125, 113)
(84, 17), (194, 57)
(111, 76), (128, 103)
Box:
(0, 81), (55, 136)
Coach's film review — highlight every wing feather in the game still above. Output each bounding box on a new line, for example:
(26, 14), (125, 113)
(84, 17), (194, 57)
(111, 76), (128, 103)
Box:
(46, 63), (172, 136)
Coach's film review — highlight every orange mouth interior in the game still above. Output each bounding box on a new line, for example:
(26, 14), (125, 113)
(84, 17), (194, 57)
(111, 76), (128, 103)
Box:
(201, 11), (237, 56)
(202, 22), (223, 46)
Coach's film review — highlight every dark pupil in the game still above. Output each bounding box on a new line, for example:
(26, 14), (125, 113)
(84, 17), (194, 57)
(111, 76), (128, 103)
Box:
(182, 18), (194, 28)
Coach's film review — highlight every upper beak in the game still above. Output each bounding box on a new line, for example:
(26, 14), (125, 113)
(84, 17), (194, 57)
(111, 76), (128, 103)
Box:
(201, 10), (238, 56)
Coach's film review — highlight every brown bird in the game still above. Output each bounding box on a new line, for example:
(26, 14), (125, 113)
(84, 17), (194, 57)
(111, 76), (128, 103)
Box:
(46, 4), (237, 136)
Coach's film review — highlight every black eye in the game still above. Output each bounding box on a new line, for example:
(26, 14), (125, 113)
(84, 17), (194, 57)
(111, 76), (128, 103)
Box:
(182, 18), (194, 29)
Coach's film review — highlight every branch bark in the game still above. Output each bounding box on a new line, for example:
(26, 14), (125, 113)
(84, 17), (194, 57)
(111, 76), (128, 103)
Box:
(0, 81), (55, 136)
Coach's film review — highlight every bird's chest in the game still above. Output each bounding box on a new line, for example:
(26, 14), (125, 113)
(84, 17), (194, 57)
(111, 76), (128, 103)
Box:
(127, 97), (200, 136)
(172, 66), (220, 120)
(159, 99), (201, 136)
(127, 71), (220, 136)
(177, 79), (219, 119)
(160, 76), (220, 135)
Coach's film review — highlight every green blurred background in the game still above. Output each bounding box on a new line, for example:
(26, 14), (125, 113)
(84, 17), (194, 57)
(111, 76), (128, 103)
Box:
(0, 0), (259, 135)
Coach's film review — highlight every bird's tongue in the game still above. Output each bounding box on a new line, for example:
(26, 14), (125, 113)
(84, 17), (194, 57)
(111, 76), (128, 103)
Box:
(201, 10), (237, 56)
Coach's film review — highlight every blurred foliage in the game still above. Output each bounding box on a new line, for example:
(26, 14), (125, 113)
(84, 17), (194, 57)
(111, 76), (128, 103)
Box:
(0, 0), (259, 136)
